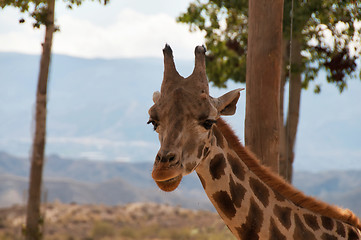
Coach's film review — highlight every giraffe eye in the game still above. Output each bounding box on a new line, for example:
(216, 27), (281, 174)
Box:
(201, 119), (217, 130)
(147, 120), (159, 131)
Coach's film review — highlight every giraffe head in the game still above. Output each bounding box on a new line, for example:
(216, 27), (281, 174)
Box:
(148, 45), (242, 192)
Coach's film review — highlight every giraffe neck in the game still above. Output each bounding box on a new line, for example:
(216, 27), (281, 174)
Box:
(195, 118), (361, 240)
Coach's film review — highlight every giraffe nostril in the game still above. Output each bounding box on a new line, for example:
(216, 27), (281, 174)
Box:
(167, 153), (176, 162)
(156, 150), (177, 163)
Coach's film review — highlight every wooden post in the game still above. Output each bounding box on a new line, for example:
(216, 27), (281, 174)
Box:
(245, 0), (284, 173)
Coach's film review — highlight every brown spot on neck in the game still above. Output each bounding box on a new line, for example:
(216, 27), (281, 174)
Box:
(212, 190), (236, 220)
(274, 205), (292, 230)
(293, 214), (317, 240)
(209, 153), (226, 180)
(321, 233), (338, 240)
(269, 217), (286, 240)
(336, 220), (346, 238)
(229, 175), (246, 208)
(236, 197), (263, 240)
(304, 214), (320, 231)
(249, 177), (270, 207)
(321, 216), (334, 231)
(348, 227), (359, 240)
(227, 153), (245, 181)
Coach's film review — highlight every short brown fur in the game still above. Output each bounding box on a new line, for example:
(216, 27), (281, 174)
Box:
(216, 118), (361, 230)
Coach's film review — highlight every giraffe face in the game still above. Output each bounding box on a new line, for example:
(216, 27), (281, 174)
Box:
(148, 87), (217, 191)
(148, 45), (242, 192)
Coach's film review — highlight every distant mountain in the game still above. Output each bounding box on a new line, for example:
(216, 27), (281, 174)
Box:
(0, 173), (212, 210)
(1, 52), (361, 172)
(0, 152), (360, 216)
(293, 171), (361, 216)
(0, 52), (172, 162)
(0, 152), (211, 210)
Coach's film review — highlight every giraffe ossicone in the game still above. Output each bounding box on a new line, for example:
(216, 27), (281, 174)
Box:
(148, 45), (361, 239)
(149, 44), (242, 192)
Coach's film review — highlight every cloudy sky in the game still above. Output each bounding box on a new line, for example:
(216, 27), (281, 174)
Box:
(0, 0), (204, 59)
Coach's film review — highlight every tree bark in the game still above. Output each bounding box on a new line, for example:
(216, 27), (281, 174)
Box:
(279, 38), (302, 183)
(245, 0), (284, 173)
(284, 39), (302, 182)
(279, 39), (289, 181)
(25, 0), (55, 239)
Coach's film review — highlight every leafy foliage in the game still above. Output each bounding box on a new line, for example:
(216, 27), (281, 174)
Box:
(0, 0), (108, 28)
(178, 0), (361, 92)
(177, 0), (248, 87)
(303, 1), (361, 92)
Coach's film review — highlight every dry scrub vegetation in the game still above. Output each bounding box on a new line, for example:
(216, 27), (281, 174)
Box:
(0, 202), (236, 240)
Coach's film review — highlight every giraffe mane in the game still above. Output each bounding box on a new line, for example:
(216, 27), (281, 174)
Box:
(216, 117), (361, 230)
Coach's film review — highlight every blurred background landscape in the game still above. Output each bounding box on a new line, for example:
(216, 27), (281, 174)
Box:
(0, 53), (360, 239)
(0, 0), (360, 239)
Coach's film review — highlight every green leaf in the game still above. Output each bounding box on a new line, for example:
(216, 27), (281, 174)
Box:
(178, 0), (361, 93)
(314, 84), (321, 94)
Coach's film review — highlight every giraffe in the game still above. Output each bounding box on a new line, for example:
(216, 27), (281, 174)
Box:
(147, 44), (361, 239)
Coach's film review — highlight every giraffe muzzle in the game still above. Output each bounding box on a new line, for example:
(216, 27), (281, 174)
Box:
(152, 152), (183, 192)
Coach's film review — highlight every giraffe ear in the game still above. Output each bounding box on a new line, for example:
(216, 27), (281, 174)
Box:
(212, 88), (244, 116)
(153, 91), (161, 103)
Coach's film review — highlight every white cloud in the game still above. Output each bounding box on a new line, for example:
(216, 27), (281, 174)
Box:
(0, 7), (205, 59)
(0, 8), (43, 54)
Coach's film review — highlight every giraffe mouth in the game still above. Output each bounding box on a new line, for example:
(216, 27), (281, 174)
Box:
(154, 175), (182, 192)
(152, 162), (183, 192)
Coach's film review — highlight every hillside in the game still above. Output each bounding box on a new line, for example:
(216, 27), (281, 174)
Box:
(293, 171), (361, 216)
(0, 152), (212, 211)
(0, 152), (360, 217)
(0, 202), (235, 240)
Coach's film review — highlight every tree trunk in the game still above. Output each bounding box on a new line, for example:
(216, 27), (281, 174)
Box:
(279, 39), (289, 181)
(245, 0), (284, 173)
(284, 39), (302, 182)
(25, 0), (55, 239)
(279, 38), (302, 183)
